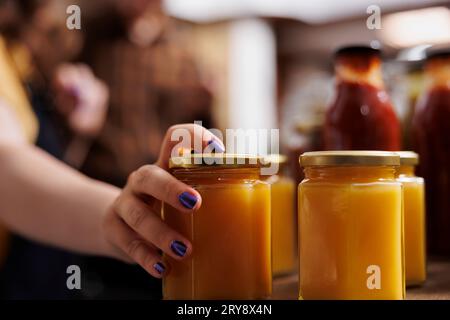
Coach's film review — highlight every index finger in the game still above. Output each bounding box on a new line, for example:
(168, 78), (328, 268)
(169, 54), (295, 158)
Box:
(156, 123), (225, 170)
(129, 164), (202, 213)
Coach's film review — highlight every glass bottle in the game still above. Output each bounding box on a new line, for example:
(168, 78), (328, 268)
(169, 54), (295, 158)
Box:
(266, 155), (296, 277)
(323, 46), (401, 150)
(413, 47), (450, 256)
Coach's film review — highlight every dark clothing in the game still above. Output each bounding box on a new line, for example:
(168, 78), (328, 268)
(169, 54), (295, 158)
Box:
(0, 85), (81, 300)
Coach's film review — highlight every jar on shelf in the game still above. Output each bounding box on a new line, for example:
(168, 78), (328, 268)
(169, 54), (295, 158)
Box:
(266, 155), (296, 277)
(163, 154), (271, 300)
(298, 151), (404, 300)
(323, 46), (401, 151)
(413, 46), (450, 256)
(396, 151), (426, 287)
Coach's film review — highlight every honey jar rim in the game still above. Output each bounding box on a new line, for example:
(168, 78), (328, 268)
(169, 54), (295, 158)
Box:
(397, 151), (419, 166)
(263, 154), (288, 164)
(299, 151), (400, 167)
(169, 153), (266, 169)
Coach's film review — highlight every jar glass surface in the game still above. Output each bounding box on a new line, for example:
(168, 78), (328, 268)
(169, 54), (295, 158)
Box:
(162, 166), (271, 300)
(268, 173), (296, 277)
(396, 164), (426, 287)
(298, 164), (404, 300)
(413, 53), (450, 255)
(323, 46), (400, 150)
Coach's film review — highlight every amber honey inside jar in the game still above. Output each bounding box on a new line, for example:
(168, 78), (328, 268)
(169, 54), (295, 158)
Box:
(163, 154), (271, 300)
(396, 151), (426, 287)
(265, 155), (296, 277)
(298, 151), (404, 300)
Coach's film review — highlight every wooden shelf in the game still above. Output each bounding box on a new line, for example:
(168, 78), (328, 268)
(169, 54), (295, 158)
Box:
(272, 258), (450, 300)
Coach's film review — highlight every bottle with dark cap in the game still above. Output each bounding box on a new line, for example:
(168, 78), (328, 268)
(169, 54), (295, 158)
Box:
(323, 45), (401, 150)
(413, 46), (450, 256)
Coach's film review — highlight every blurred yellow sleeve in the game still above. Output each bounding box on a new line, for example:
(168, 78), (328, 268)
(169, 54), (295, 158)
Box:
(0, 36), (38, 144)
(0, 35), (39, 265)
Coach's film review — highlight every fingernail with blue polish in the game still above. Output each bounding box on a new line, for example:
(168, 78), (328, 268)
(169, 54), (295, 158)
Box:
(208, 139), (225, 153)
(153, 262), (165, 275)
(179, 192), (198, 209)
(171, 240), (187, 257)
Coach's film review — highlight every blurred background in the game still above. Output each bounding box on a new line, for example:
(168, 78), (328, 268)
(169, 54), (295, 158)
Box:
(0, 0), (449, 299)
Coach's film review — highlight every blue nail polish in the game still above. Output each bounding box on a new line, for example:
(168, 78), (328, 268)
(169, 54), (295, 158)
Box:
(154, 262), (165, 274)
(179, 192), (198, 209)
(208, 139), (225, 153)
(171, 240), (187, 257)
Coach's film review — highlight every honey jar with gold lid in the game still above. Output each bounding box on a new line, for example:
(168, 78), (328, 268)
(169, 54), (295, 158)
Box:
(396, 151), (426, 287)
(298, 151), (404, 300)
(265, 155), (297, 277)
(163, 153), (271, 300)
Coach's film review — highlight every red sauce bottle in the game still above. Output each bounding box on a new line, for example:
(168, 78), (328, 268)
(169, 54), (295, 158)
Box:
(323, 46), (401, 150)
(413, 48), (450, 255)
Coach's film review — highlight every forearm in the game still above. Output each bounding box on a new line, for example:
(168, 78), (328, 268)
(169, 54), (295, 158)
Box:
(0, 143), (121, 258)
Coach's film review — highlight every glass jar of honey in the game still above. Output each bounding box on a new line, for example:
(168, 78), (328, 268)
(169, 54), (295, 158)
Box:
(163, 154), (271, 299)
(266, 155), (297, 277)
(396, 151), (426, 287)
(298, 151), (404, 300)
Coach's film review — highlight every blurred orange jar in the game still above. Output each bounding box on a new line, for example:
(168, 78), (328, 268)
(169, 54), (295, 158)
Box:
(298, 151), (404, 300)
(396, 152), (426, 287)
(163, 154), (272, 300)
(266, 155), (296, 276)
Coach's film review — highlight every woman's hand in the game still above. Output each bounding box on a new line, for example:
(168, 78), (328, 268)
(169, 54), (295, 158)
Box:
(52, 63), (109, 138)
(102, 124), (225, 278)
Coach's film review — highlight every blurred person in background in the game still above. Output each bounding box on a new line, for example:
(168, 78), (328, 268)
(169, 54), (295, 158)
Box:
(79, 0), (213, 185)
(73, 0), (214, 299)
(0, 0), (109, 299)
(2, 0), (108, 166)
(2, 0), (214, 299)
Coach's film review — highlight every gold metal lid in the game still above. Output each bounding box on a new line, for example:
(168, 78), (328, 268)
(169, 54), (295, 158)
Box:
(263, 154), (287, 164)
(397, 151), (419, 166)
(299, 151), (400, 167)
(169, 153), (265, 169)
